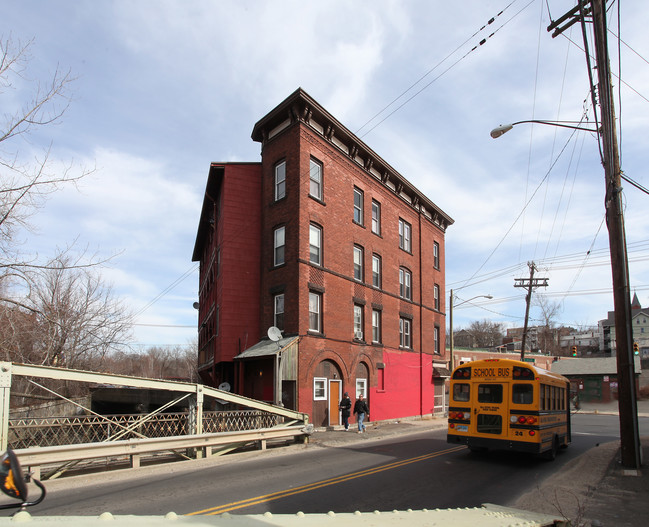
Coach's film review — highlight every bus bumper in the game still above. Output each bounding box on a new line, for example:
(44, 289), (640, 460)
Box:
(447, 434), (542, 454)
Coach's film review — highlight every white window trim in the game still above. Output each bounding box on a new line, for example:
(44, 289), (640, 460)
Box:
(274, 226), (285, 266)
(275, 161), (286, 201)
(314, 377), (327, 400)
(309, 159), (322, 200)
(356, 378), (367, 399)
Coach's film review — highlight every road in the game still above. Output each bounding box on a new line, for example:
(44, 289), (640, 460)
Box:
(28, 414), (649, 517)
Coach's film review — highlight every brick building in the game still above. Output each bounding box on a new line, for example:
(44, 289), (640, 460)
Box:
(192, 88), (453, 426)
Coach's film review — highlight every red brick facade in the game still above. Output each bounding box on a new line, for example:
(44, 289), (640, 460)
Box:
(193, 89), (453, 424)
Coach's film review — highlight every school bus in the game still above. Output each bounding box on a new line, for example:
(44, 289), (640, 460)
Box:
(447, 358), (571, 459)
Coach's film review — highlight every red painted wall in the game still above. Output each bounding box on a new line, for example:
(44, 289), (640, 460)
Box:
(370, 349), (436, 421)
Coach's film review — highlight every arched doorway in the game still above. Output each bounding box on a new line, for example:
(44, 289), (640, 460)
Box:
(313, 359), (343, 427)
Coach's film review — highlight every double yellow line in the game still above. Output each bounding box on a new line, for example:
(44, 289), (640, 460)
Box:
(188, 445), (465, 516)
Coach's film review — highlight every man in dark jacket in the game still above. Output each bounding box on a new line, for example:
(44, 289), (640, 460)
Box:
(353, 394), (369, 433)
(339, 392), (352, 431)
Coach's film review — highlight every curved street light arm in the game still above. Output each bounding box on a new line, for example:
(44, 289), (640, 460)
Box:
(490, 119), (598, 138)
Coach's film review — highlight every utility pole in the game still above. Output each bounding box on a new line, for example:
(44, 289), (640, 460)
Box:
(514, 262), (548, 360)
(548, 0), (641, 469)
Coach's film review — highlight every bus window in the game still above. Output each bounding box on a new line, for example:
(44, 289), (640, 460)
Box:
(512, 384), (533, 404)
(477, 414), (502, 434)
(478, 384), (503, 403)
(453, 383), (470, 402)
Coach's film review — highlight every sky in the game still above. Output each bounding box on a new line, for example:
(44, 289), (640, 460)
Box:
(2, 0), (648, 350)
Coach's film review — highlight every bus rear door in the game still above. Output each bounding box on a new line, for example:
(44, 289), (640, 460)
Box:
(471, 382), (509, 446)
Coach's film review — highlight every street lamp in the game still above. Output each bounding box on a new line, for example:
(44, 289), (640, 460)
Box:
(490, 120), (597, 139)
(448, 290), (493, 372)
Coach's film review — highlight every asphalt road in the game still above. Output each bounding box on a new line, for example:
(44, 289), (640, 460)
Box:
(27, 414), (648, 517)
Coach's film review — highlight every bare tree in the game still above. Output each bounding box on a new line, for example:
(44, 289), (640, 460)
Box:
(467, 319), (504, 348)
(535, 296), (563, 354)
(1, 36), (95, 298)
(22, 252), (133, 370)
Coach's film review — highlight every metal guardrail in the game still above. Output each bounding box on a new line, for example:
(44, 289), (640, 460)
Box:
(8, 410), (281, 449)
(0, 362), (310, 479)
(15, 425), (309, 480)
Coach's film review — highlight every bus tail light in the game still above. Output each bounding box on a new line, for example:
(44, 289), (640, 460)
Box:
(526, 416), (537, 425)
(517, 416), (526, 424)
(529, 430), (536, 436)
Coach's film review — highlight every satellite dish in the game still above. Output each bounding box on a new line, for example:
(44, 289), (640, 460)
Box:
(267, 326), (282, 342)
(218, 382), (231, 392)
(192, 302), (199, 310)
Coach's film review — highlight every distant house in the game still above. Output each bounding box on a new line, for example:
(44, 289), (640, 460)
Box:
(551, 357), (642, 403)
(599, 293), (649, 356)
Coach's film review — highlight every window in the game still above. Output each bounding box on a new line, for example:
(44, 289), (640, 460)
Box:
(310, 158), (322, 200)
(478, 384), (503, 403)
(399, 267), (412, 300)
(313, 378), (327, 400)
(353, 245), (364, 281)
(513, 384), (533, 405)
(371, 200), (381, 235)
(274, 226), (285, 266)
(434, 241), (440, 269)
(353, 187), (364, 224)
(453, 383), (470, 402)
(434, 284), (440, 310)
(399, 218), (411, 252)
(309, 223), (322, 265)
(372, 254), (381, 288)
(372, 309), (381, 343)
(354, 304), (364, 340)
(275, 161), (286, 201)
(309, 292), (321, 333)
(434, 325), (440, 354)
(400, 317), (411, 348)
(274, 294), (284, 331)
(356, 378), (367, 399)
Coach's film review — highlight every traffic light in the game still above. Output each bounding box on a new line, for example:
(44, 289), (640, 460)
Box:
(571, 346), (577, 357)
(633, 342), (639, 355)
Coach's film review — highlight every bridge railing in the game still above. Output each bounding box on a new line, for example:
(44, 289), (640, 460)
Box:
(0, 362), (310, 478)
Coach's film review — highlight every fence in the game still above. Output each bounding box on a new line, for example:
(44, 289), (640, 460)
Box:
(0, 362), (309, 478)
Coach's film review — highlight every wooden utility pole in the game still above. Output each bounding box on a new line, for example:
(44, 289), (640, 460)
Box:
(548, 0), (641, 469)
(514, 262), (548, 360)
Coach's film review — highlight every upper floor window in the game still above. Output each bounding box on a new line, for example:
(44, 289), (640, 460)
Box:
(353, 304), (364, 341)
(434, 241), (440, 269)
(309, 291), (322, 333)
(309, 158), (322, 200)
(372, 254), (381, 288)
(275, 161), (286, 201)
(399, 218), (411, 252)
(309, 223), (322, 265)
(371, 200), (381, 235)
(434, 325), (440, 354)
(399, 267), (412, 300)
(274, 294), (284, 331)
(372, 309), (382, 344)
(400, 317), (412, 349)
(353, 187), (364, 225)
(434, 283), (440, 310)
(274, 226), (285, 266)
(353, 245), (364, 282)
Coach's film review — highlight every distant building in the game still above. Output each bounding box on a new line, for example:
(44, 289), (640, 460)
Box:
(551, 357), (642, 403)
(599, 293), (649, 356)
(192, 88), (453, 425)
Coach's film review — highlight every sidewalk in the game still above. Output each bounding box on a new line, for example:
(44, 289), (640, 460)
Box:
(307, 402), (649, 526)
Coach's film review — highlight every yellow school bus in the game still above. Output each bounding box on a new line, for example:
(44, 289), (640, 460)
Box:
(447, 358), (571, 459)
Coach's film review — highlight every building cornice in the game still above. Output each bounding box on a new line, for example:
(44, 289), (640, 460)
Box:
(251, 88), (454, 232)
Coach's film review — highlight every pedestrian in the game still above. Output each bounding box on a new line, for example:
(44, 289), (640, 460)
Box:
(353, 393), (369, 433)
(339, 392), (352, 431)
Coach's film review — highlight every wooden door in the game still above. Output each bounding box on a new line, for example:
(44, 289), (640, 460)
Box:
(329, 380), (341, 426)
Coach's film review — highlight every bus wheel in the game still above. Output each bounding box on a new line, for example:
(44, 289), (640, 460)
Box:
(543, 436), (559, 461)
